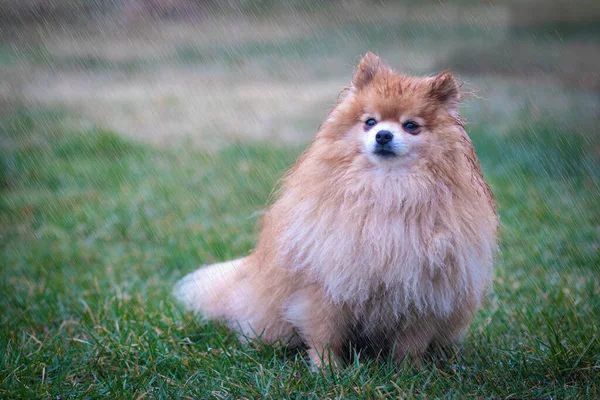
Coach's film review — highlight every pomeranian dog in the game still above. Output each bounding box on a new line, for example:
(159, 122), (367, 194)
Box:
(175, 52), (498, 367)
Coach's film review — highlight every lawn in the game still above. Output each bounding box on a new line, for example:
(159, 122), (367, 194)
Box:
(1, 104), (599, 398)
(1, 1), (600, 398)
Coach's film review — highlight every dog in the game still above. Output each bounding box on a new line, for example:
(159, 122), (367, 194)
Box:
(175, 52), (498, 368)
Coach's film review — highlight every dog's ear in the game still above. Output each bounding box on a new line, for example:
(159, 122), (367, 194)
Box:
(352, 52), (382, 90)
(429, 72), (460, 109)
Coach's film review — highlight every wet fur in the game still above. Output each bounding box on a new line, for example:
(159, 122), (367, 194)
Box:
(174, 52), (498, 367)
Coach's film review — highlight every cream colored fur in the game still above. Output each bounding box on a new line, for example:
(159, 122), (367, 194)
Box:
(174, 52), (498, 367)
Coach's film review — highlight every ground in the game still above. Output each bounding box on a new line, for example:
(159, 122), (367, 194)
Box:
(1, 1), (599, 398)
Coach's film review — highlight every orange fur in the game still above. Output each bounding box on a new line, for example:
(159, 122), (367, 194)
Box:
(174, 52), (498, 367)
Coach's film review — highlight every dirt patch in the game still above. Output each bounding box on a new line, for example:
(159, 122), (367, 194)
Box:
(19, 67), (347, 149)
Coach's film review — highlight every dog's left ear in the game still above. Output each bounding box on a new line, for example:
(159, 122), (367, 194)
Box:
(429, 72), (460, 109)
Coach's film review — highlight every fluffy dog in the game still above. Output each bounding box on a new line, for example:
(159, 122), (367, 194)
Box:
(175, 52), (498, 367)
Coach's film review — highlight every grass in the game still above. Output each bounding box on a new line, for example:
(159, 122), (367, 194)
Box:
(4, 18), (499, 74)
(1, 1), (599, 396)
(1, 102), (599, 398)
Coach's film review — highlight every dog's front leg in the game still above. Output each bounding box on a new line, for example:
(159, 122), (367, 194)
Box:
(283, 285), (349, 369)
(392, 315), (440, 367)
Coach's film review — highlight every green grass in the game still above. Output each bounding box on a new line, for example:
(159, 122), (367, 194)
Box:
(2, 1), (599, 396)
(1, 105), (599, 398)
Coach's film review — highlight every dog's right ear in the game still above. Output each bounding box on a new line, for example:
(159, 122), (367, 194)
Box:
(352, 52), (382, 90)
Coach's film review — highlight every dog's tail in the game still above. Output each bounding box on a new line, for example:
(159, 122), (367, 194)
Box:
(173, 257), (249, 320)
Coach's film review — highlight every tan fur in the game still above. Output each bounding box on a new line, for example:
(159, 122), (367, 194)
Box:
(174, 52), (498, 367)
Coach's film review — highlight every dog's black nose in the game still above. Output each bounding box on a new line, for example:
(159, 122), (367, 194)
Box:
(375, 130), (394, 145)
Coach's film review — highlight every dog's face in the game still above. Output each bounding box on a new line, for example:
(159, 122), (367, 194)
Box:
(358, 97), (429, 168)
(320, 52), (464, 172)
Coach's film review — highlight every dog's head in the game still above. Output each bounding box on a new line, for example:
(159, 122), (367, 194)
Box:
(317, 52), (466, 172)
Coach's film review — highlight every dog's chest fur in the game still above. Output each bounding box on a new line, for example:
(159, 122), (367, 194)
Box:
(276, 171), (485, 319)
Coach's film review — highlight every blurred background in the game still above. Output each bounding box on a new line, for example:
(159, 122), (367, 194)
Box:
(1, 1), (599, 398)
(2, 0), (599, 147)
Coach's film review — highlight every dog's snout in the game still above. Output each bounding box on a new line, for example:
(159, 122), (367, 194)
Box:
(375, 130), (394, 145)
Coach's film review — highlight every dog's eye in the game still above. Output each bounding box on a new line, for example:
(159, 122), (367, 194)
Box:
(403, 121), (420, 134)
(365, 118), (377, 128)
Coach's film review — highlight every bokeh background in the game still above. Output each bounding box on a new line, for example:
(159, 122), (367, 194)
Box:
(1, 1), (599, 398)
